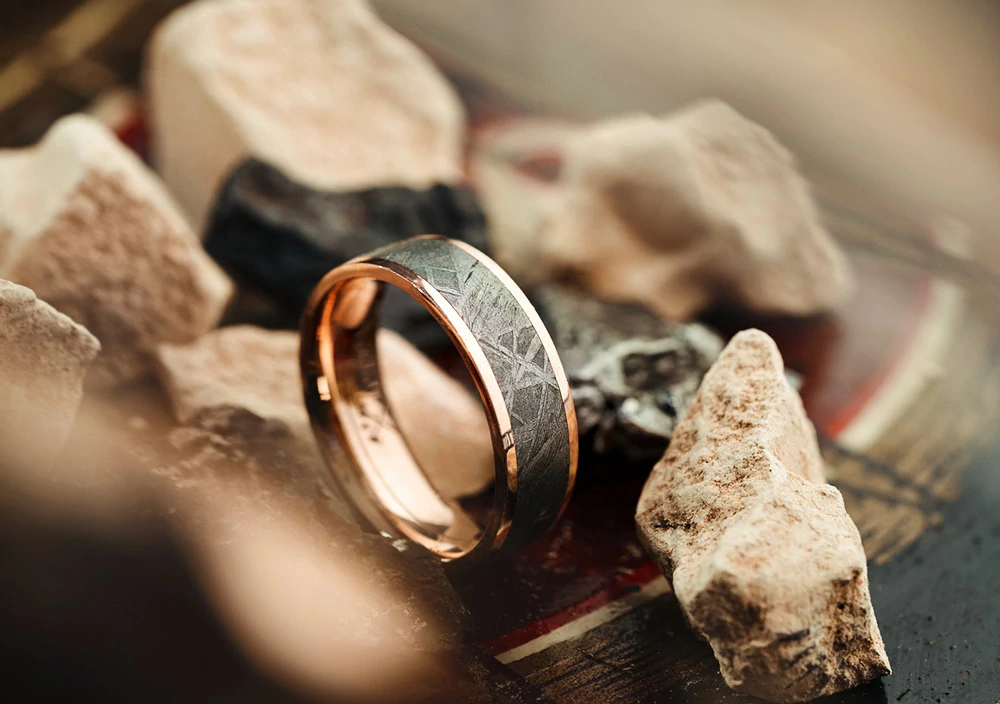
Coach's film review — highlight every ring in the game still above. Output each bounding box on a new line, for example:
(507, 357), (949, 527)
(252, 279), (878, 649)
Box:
(300, 235), (578, 564)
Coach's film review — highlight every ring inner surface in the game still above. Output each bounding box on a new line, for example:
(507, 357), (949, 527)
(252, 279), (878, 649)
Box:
(326, 277), (486, 557)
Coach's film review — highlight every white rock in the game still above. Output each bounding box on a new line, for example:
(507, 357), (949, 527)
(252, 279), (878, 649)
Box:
(635, 329), (889, 702)
(0, 115), (233, 388)
(147, 0), (466, 229)
(155, 326), (306, 433)
(154, 326), (493, 500)
(0, 280), (100, 469)
(540, 101), (853, 321)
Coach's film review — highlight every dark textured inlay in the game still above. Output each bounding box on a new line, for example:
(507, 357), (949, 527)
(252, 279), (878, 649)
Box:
(378, 238), (572, 547)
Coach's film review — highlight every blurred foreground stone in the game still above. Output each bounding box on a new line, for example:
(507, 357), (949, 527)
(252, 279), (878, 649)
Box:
(538, 101), (853, 321)
(204, 159), (488, 342)
(0, 115), (232, 388)
(155, 418), (534, 703)
(636, 330), (889, 702)
(154, 325), (493, 501)
(537, 286), (721, 460)
(0, 392), (509, 703)
(147, 0), (466, 229)
(0, 280), (100, 469)
(155, 419), (474, 699)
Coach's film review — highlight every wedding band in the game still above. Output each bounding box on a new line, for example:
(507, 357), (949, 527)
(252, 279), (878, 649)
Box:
(300, 235), (578, 564)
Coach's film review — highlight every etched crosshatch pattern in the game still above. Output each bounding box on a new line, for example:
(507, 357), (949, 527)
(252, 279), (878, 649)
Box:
(377, 237), (572, 546)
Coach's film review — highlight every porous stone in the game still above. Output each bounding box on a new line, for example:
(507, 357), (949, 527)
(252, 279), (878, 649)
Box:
(539, 101), (853, 321)
(635, 329), (890, 702)
(204, 158), (488, 343)
(147, 0), (466, 229)
(535, 286), (721, 460)
(0, 280), (101, 469)
(154, 325), (493, 500)
(0, 115), (233, 388)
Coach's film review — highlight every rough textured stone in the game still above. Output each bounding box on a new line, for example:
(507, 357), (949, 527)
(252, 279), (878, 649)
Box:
(0, 115), (233, 388)
(155, 327), (307, 433)
(635, 330), (890, 702)
(147, 0), (466, 229)
(163, 409), (353, 534)
(539, 101), (853, 321)
(152, 422), (476, 702)
(535, 286), (721, 460)
(204, 158), (488, 344)
(0, 280), (100, 469)
(154, 325), (493, 500)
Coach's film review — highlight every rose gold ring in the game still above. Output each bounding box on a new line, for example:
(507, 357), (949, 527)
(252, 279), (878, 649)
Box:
(300, 235), (578, 564)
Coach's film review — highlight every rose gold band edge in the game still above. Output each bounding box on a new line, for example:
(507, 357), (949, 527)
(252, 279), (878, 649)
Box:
(300, 257), (517, 564)
(448, 239), (579, 523)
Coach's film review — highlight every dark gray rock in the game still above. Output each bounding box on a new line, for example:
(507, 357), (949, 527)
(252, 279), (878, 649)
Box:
(535, 286), (722, 461)
(204, 158), (489, 347)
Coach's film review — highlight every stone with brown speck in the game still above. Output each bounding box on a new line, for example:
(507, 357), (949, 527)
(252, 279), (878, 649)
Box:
(0, 279), (100, 469)
(146, 0), (466, 229)
(635, 329), (890, 702)
(539, 101), (853, 322)
(0, 115), (233, 388)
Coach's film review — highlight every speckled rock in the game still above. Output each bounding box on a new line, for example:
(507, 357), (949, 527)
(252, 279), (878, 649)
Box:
(636, 330), (889, 702)
(0, 280), (101, 469)
(147, 0), (466, 229)
(540, 101), (853, 321)
(204, 158), (488, 342)
(154, 325), (492, 500)
(535, 286), (721, 460)
(0, 115), (232, 388)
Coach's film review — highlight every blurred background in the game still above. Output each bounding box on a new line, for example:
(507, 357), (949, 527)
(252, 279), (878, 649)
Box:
(379, 0), (1000, 259)
(4, 1), (1000, 264)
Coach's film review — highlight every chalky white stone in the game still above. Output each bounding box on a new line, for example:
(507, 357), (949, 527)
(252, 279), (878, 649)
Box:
(0, 280), (100, 469)
(147, 0), (466, 229)
(636, 330), (890, 702)
(540, 101), (853, 321)
(154, 326), (493, 500)
(0, 115), (233, 388)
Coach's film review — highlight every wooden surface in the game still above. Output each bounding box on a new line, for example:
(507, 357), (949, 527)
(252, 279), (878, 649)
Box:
(1, 3), (998, 703)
